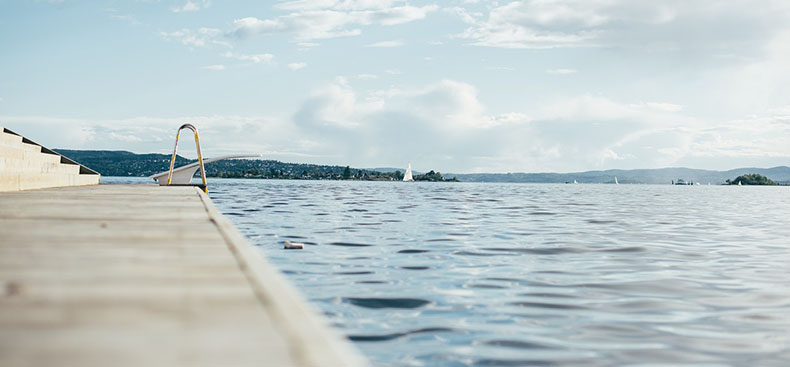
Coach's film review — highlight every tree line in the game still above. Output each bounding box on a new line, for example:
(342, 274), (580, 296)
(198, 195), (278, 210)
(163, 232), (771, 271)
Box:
(54, 150), (458, 182)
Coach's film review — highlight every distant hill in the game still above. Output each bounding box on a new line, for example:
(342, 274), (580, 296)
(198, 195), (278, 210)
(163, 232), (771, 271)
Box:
(55, 150), (192, 177)
(54, 149), (789, 184)
(53, 150), (453, 181)
(450, 166), (790, 185)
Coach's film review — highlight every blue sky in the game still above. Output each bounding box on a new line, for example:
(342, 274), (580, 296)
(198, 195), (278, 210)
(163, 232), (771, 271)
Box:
(1, 0), (789, 173)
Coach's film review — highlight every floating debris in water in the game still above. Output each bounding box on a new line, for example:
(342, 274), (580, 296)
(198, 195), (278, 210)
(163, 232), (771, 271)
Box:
(284, 241), (304, 250)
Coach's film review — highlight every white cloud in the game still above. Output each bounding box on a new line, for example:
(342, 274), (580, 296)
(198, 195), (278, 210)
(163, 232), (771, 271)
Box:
(456, 1), (603, 49)
(295, 77), (361, 129)
(276, 0), (401, 12)
(366, 40), (404, 47)
(222, 51), (274, 64)
(538, 95), (692, 127)
(456, 1), (790, 50)
(546, 68), (577, 74)
(291, 78), (534, 171)
(201, 64), (225, 71)
(690, 113), (790, 159)
(607, 110), (790, 170)
(289, 78), (785, 172)
(172, 0), (211, 13)
(229, 4), (438, 41)
(356, 73), (378, 80)
(105, 8), (141, 25)
(707, 31), (790, 117)
(521, 96), (790, 170)
(3, 92), (789, 173)
(641, 102), (683, 112)
(602, 148), (630, 161)
(288, 62), (307, 70)
(109, 132), (144, 142)
(109, 14), (141, 25)
(160, 28), (226, 48)
(0, 115), (304, 160)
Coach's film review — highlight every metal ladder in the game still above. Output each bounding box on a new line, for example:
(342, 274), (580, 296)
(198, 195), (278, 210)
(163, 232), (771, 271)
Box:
(166, 124), (208, 193)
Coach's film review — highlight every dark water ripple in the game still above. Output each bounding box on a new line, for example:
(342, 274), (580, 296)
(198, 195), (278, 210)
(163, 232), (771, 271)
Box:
(398, 249), (429, 254)
(508, 301), (588, 310)
(345, 297), (431, 309)
(482, 339), (558, 349)
(349, 327), (454, 342)
(483, 247), (586, 255)
(400, 266), (431, 270)
(208, 179), (790, 367)
(328, 242), (373, 247)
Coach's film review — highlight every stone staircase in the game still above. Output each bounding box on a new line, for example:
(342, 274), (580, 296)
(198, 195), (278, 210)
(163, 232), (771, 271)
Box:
(0, 126), (100, 192)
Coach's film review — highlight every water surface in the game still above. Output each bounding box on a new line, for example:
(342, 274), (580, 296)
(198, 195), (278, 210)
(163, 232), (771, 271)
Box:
(194, 179), (790, 365)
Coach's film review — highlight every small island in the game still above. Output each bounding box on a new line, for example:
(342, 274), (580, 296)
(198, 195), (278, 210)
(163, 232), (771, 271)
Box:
(413, 170), (458, 182)
(726, 173), (776, 185)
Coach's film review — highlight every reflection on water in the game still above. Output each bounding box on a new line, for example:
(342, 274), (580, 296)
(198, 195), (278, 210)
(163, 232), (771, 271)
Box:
(206, 179), (790, 366)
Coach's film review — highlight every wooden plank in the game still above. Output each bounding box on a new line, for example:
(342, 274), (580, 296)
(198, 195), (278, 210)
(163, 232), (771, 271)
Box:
(0, 184), (366, 367)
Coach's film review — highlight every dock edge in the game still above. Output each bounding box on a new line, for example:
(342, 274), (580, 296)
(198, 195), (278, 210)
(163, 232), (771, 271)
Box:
(196, 187), (368, 367)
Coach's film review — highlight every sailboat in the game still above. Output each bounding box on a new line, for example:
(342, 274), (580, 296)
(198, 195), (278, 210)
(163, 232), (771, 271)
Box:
(614, 176), (619, 185)
(573, 179), (578, 184)
(403, 163), (414, 182)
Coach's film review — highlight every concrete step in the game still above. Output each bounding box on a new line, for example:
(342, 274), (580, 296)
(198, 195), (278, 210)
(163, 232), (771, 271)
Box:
(0, 157), (81, 175)
(0, 131), (24, 146)
(0, 139), (42, 153)
(0, 172), (100, 191)
(0, 145), (62, 164)
(23, 143), (42, 153)
(0, 128), (101, 192)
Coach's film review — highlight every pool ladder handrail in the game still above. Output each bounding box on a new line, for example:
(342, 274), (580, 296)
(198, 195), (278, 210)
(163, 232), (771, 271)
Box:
(166, 123), (208, 193)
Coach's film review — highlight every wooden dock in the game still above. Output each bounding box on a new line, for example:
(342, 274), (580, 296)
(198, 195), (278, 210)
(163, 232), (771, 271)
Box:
(0, 184), (366, 367)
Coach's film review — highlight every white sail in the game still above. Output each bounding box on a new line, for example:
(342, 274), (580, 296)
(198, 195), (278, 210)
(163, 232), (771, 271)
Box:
(403, 163), (414, 182)
(573, 179), (578, 184)
(614, 176), (619, 185)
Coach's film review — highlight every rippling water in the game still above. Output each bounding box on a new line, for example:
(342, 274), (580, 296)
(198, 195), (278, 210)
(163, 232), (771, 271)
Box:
(205, 179), (788, 366)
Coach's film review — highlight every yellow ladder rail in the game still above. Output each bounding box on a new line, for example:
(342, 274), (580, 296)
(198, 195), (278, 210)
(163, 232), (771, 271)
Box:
(166, 123), (208, 193)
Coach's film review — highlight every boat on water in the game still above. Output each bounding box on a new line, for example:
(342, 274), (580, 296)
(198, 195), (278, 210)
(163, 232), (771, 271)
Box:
(403, 163), (414, 182)
(614, 176), (619, 185)
(573, 179), (578, 184)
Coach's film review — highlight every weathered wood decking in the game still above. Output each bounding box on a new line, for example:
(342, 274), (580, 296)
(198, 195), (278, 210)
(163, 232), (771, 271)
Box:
(0, 184), (365, 367)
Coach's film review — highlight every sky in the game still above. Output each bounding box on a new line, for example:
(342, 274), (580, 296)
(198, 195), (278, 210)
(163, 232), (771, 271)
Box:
(1, 0), (789, 173)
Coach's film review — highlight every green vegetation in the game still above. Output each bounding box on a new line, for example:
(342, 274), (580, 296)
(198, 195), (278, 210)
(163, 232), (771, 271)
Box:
(54, 149), (456, 182)
(54, 150), (191, 177)
(48, 150), (790, 184)
(726, 173), (776, 185)
(414, 170), (458, 182)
